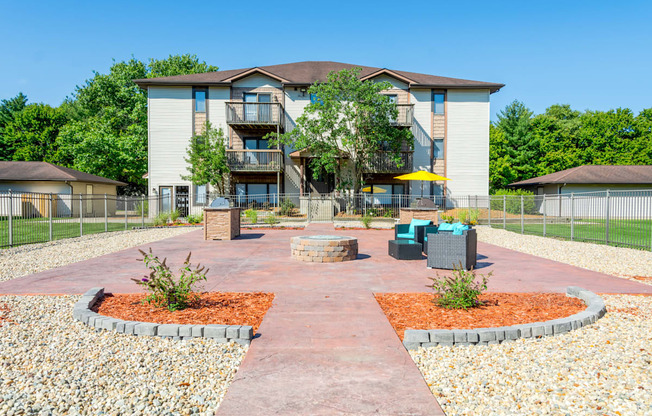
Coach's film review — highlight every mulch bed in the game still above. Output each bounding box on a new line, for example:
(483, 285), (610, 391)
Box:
(0, 302), (11, 324)
(335, 227), (387, 231)
(632, 276), (652, 283)
(242, 226), (304, 230)
(375, 292), (586, 341)
(94, 292), (274, 333)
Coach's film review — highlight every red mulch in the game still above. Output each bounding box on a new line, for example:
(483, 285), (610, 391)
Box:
(94, 292), (274, 333)
(243, 226), (304, 230)
(374, 292), (586, 341)
(0, 302), (10, 324)
(632, 276), (652, 283)
(335, 227), (386, 231)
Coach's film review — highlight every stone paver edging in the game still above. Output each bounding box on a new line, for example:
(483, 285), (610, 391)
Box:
(403, 286), (606, 349)
(72, 288), (253, 345)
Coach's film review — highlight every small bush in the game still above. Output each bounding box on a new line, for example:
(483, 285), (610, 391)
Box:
(132, 248), (208, 311)
(264, 213), (279, 225)
(458, 209), (470, 224)
(469, 209), (480, 225)
(361, 214), (373, 229)
(170, 209), (180, 223)
(186, 213), (203, 224)
(490, 189), (536, 214)
(153, 212), (169, 226)
(440, 214), (454, 224)
(428, 264), (491, 310)
(244, 208), (258, 224)
(279, 198), (296, 217)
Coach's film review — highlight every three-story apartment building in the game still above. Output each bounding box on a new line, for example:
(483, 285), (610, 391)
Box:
(134, 61), (503, 213)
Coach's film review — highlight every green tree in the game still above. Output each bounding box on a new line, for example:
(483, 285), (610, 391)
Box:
(494, 100), (538, 182)
(182, 123), (230, 194)
(271, 67), (413, 193)
(488, 125), (516, 192)
(532, 104), (582, 175)
(3, 103), (68, 162)
(57, 54), (218, 193)
(0, 92), (28, 160)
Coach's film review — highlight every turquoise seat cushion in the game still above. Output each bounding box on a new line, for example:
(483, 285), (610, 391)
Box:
(438, 222), (454, 231)
(408, 219), (431, 234)
(396, 232), (415, 239)
(452, 222), (470, 235)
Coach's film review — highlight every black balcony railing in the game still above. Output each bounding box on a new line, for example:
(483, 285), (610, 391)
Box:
(226, 149), (284, 172)
(365, 151), (413, 173)
(391, 104), (414, 127)
(226, 102), (284, 128)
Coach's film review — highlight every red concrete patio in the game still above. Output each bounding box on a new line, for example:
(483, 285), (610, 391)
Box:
(1, 225), (650, 415)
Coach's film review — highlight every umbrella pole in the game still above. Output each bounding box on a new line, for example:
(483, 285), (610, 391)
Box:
(420, 181), (423, 198)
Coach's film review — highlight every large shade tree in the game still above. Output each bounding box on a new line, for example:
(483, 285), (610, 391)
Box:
(182, 122), (230, 194)
(271, 67), (413, 193)
(56, 54), (218, 193)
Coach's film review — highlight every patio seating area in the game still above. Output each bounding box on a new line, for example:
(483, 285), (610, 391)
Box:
(1, 224), (650, 415)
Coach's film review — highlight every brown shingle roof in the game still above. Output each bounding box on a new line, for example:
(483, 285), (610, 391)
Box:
(510, 165), (652, 186)
(133, 61), (504, 92)
(0, 162), (126, 186)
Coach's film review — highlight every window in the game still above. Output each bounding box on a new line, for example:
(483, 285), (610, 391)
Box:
(433, 93), (445, 115)
(310, 93), (323, 105)
(433, 138), (445, 160)
(194, 184), (208, 205)
(234, 183), (278, 205)
(244, 93), (271, 122)
(386, 94), (398, 104)
(432, 184), (443, 196)
(194, 88), (207, 113)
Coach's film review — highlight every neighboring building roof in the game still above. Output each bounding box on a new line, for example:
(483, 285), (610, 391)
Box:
(133, 61), (505, 93)
(510, 165), (652, 186)
(0, 162), (126, 186)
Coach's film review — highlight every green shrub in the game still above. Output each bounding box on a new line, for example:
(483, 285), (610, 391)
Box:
(132, 248), (208, 311)
(135, 200), (149, 215)
(170, 209), (180, 223)
(279, 198), (296, 217)
(490, 189), (536, 214)
(186, 213), (203, 224)
(440, 214), (454, 224)
(244, 208), (258, 224)
(153, 212), (169, 226)
(361, 214), (373, 229)
(264, 213), (279, 225)
(469, 209), (480, 225)
(428, 264), (491, 310)
(458, 209), (470, 225)
(457, 209), (480, 226)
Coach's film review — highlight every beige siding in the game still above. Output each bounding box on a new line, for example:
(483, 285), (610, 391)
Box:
(208, 87), (230, 134)
(371, 74), (410, 104)
(446, 89), (490, 197)
(409, 89), (433, 196)
(283, 89), (311, 194)
(148, 86), (193, 192)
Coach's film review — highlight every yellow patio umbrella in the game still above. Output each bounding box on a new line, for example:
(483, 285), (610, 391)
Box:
(394, 170), (451, 198)
(361, 185), (387, 193)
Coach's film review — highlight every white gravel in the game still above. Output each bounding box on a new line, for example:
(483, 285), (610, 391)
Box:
(0, 295), (246, 415)
(476, 226), (652, 284)
(411, 294), (652, 416)
(0, 228), (197, 283)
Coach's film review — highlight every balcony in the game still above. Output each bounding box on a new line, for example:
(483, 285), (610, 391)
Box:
(226, 102), (284, 129)
(226, 149), (284, 172)
(365, 151), (413, 173)
(391, 104), (414, 127)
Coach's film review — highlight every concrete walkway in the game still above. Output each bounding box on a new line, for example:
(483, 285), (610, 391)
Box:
(1, 225), (651, 415)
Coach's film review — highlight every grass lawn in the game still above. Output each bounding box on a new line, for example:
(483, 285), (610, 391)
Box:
(493, 218), (652, 250)
(0, 217), (151, 248)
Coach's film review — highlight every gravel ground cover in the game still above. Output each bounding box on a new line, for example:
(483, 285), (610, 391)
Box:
(411, 294), (652, 416)
(476, 226), (652, 284)
(0, 295), (246, 415)
(0, 228), (196, 283)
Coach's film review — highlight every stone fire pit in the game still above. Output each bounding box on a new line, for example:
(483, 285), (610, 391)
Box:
(291, 235), (358, 262)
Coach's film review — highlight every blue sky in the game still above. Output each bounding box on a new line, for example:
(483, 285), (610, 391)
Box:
(1, 0), (650, 120)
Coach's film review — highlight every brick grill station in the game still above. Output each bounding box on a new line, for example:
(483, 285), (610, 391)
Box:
(203, 207), (241, 240)
(291, 235), (358, 262)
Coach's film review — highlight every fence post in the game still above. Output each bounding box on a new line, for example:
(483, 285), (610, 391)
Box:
(542, 194), (547, 237)
(141, 195), (145, 228)
(79, 194), (83, 237)
(605, 190), (610, 245)
(8, 190), (13, 247)
(104, 194), (108, 232)
(520, 195), (524, 234)
(49, 193), (53, 241)
(503, 194), (506, 230)
(308, 193), (312, 222)
(570, 193), (575, 241)
(331, 192), (335, 222)
(124, 196), (128, 230)
(487, 196), (491, 226)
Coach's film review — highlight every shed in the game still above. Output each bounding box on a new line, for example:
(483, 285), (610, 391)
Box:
(0, 162), (125, 217)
